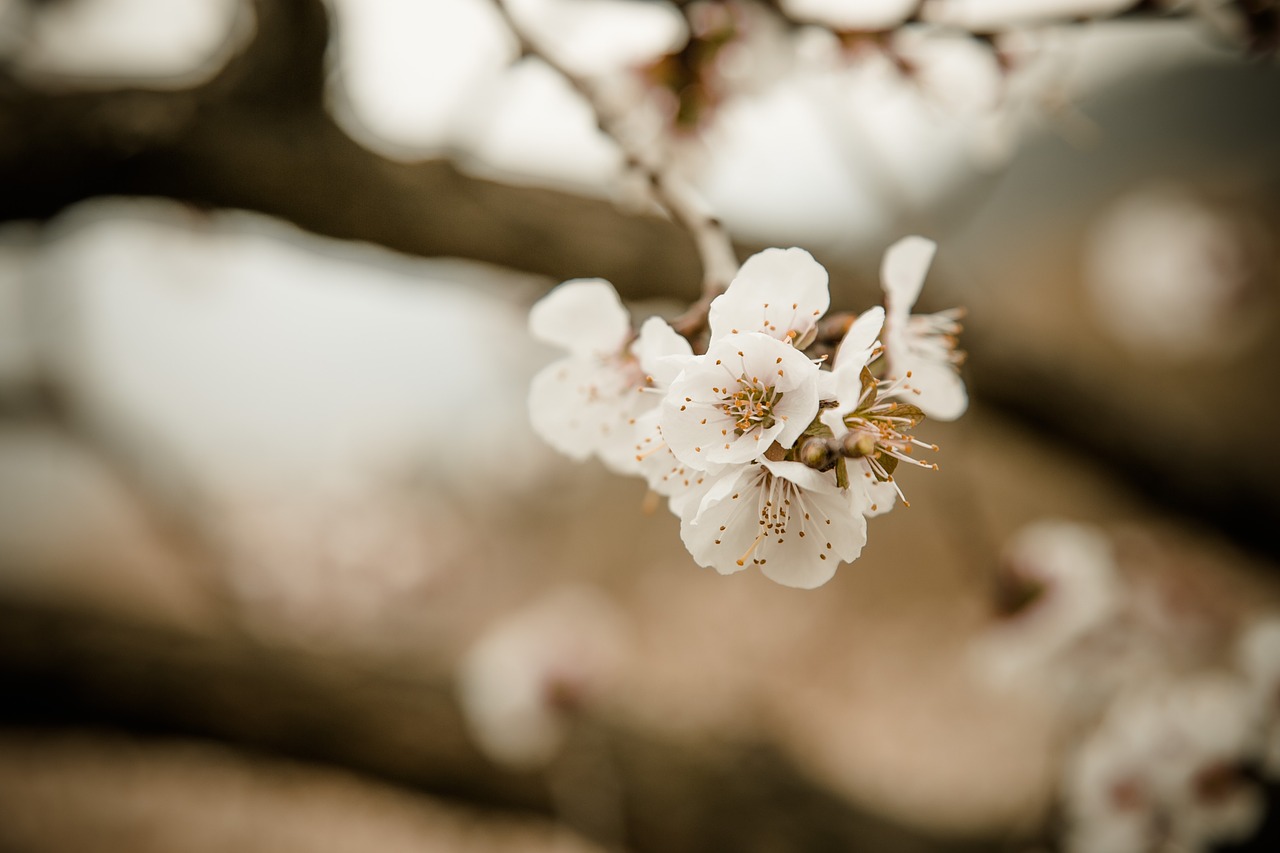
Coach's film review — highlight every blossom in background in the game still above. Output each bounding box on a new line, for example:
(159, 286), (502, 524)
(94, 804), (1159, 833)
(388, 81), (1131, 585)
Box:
(1237, 616), (1280, 776)
(1064, 676), (1263, 853)
(1084, 184), (1268, 362)
(457, 585), (629, 770)
(880, 235), (968, 421)
(973, 519), (1126, 705)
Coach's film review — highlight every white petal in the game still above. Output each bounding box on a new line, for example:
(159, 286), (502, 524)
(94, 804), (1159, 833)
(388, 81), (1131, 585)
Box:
(661, 334), (820, 467)
(632, 409), (721, 512)
(529, 278), (631, 357)
(680, 461), (867, 588)
(845, 461), (896, 517)
(907, 359), (968, 421)
(708, 247), (830, 343)
(819, 408), (846, 437)
(759, 461), (867, 588)
(834, 306), (885, 371)
(660, 368), (744, 468)
(679, 466), (760, 576)
(632, 315), (694, 388)
(881, 236), (936, 314)
(528, 356), (640, 462)
(782, 0), (916, 30)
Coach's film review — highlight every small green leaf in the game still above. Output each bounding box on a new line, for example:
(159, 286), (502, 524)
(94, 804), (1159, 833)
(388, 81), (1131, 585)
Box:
(886, 402), (926, 428)
(859, 367), (878, 409)
(876, 452), (898, 480)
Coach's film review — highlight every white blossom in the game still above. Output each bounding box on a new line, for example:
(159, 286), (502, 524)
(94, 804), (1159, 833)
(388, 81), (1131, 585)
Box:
(529, 279), (691, 475)
(818, 306), (899, 516)
(457, 585), (628, 770)
(1237, 616), (1280, 777)
(974, 520), (1125, 693)
(1064, 676), (1263, 853)
(881, 235), (968, 421)
(660, 331), (820, 467)
(708, 246), (831, 347)
(780, 0), (917, 32)
(528, 278), (643, 473)
(922, 0), (1133, 29)
(631, 408), (721, 518)
(680, 459), (867, 589)
(1084, 184), (1267, 362)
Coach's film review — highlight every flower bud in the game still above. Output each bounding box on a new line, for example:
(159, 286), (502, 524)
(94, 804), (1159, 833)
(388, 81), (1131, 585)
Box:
(798, 437), (836, 471)
(840, 431), (876, 459)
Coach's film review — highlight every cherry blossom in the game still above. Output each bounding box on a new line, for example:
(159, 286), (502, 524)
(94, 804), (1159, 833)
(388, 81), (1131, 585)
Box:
(631, 408), (721, 518)
(529, 281), (691, 475)
(529, 238), (966, 592)
(880, 235), (968, 421)
(457, 585), (628, 769)
(680, 459), (867, 589)
(528, 278), (645, 473)
(660, 330), (820, 467)
(708, 246), (831, 347)
(817, 306), (899, 516)
(1237, 616), (1280, 776)
(1064, 676), (1263, 853)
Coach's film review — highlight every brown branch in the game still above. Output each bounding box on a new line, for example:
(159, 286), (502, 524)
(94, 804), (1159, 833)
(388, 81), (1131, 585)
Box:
(489, 0), (740, 334)
(0, 598), (999, 853)
(0, 0), (704, 302)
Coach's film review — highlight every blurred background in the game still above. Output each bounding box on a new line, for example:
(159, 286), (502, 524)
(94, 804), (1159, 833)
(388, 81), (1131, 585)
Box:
(2, 0), (1280, 851)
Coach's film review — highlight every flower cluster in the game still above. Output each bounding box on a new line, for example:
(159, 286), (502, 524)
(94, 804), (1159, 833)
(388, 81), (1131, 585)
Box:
(529, 237), (966, 588)
(975, 520), (1280, 853)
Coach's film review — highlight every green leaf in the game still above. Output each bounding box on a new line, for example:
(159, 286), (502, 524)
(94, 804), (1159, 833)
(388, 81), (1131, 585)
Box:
(886, 402), (926, 428)
(876, 452), (898, 480)
(859, 367), (877, 409)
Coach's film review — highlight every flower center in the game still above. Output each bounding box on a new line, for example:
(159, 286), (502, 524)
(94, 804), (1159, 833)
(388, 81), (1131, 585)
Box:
(722, 375), (783, 435)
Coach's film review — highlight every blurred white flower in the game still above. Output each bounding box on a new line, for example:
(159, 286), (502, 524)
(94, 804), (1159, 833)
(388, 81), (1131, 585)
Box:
(708, 247), (832, 347)
(973, 520), (1125, 702)
(1237, 616), (1280, 776)
(506, 0), (688, 77)
(528, 278), (648, 474)
(660, 331), (821, 467)
(880, 236), (968, 421)
(779, 0), (917, 31)
(1084, 184), (1269, 362)
(8, 0), (249, 85)
(458, 586), (629, 770)
(1064, 675), (1264, 853)
(679, 459), (867, 588)
(922, 0), (1132, 29)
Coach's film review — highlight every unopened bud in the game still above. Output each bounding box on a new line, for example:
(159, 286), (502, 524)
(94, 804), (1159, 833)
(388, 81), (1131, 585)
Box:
(841, 432), (876, 458)
(798, 438), (835, 471)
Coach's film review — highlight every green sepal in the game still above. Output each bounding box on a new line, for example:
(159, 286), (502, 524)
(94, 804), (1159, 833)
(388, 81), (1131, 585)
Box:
(887, 402), (926, 428)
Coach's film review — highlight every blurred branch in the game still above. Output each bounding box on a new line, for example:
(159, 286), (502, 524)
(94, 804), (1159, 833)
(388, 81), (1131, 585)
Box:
(0, 0), (703, 302)
(0, 597), (996, 853)
(489, 0), (739, 340)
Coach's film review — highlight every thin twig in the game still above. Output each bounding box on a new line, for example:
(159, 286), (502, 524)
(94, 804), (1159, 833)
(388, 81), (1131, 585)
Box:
(489, 0), (738, 339)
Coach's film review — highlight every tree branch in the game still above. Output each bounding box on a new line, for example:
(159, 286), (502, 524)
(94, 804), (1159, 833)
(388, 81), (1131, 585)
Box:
(0, 0), (704, 302)
(0, 598), (997, 853)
